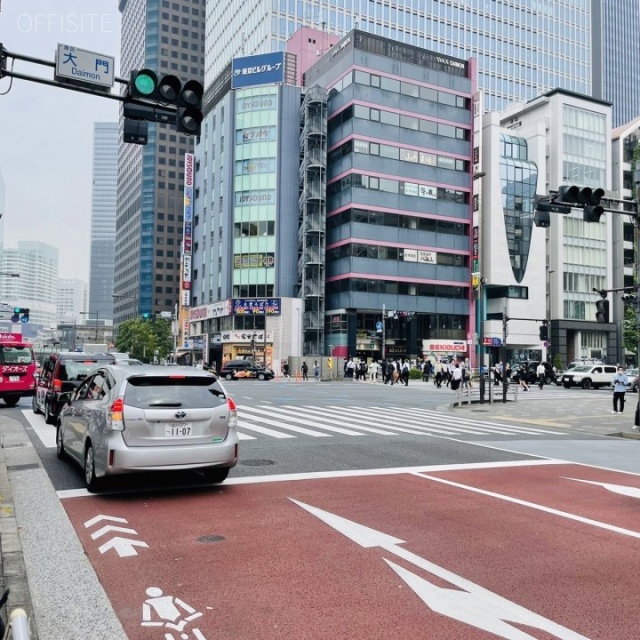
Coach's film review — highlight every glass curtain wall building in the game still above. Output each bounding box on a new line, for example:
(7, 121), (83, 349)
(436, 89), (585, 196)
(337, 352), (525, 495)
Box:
(89, 123), (118, 322)
(206, 0), (592, 113)
(115, 0), (205, 323)
(591, 0), (640, 127)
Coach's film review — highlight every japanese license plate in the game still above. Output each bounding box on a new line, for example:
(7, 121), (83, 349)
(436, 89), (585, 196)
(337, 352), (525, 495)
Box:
(9, 376), (19, 382)
(165, 423), (192, 437)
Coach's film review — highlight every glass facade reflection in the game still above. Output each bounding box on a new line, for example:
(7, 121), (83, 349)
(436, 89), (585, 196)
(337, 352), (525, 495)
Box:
(207, 1), (592, 113)
(499, 134), (537, 284)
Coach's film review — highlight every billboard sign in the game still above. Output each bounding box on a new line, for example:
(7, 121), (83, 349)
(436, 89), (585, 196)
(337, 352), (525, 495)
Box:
(232, 298), (281, 315)
(181, 153), (195, 307)
(232, 52), (285, 89)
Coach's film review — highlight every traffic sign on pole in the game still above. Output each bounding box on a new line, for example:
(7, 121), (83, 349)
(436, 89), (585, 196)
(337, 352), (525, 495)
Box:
(55, 44), (115, 91)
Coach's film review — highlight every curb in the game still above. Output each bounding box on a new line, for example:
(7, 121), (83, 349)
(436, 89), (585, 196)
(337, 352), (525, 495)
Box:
(0, 427), (37, 639)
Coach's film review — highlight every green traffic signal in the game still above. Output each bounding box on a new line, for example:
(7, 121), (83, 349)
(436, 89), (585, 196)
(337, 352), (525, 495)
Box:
(134, 72), (156, 96)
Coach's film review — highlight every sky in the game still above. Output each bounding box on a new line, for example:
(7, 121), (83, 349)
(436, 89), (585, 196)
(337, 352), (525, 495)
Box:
(0, 0), (121, 280)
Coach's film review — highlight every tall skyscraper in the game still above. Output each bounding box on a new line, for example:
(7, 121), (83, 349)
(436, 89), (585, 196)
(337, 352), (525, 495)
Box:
(206, 1), (592, 113)
(114, 0), (205, 323)
(89, 122), (118, 321)
(0, 241), (59, 328)
(0, 168), (6, 258)
(57, 278), (88, 322)
(591, 0), (640, 127)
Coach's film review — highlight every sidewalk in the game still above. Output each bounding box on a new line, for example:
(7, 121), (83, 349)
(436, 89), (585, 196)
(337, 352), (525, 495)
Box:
(445, 388), (640, 438)
(0, 415), (125, 640)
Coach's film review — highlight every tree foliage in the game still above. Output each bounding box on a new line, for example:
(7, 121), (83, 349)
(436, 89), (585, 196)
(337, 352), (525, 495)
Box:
(115, 318), (173, 362)
(623, 303), (640, 361)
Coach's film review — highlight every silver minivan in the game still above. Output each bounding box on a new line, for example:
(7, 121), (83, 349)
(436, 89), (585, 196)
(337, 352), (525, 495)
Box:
(56, 365), (239, 491)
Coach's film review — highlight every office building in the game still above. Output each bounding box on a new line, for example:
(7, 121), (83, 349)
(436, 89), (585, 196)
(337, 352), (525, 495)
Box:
(89, 122), (118, 321)
(0, 241), (59, 329)
(189, 31), (474, 364)
(57, 278), (88, 322)
(206, 1), (592, 114)
(114, 0), (205, 323)
(592, 0), (640, 127)
(0, 169), (5, 256)
(497, 90), (614, 366)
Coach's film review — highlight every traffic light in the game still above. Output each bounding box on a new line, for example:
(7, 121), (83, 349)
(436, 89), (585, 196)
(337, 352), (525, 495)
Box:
(539, 323), (548, 341)
(123, 118), (148, 145)
(622, 294), (638, 304)
(176, 80), (204, 136)
(595, 299), (610, 323)
(11, 308), (29, 323)
(141, 312), (156, 322)
(556, 185), (605, 223)
(533, 195), (572, 228)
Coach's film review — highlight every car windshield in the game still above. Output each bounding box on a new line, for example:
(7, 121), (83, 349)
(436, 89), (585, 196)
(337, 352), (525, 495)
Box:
(124, 376), (226, 409)
(626, 369), (638, 376)
(572, 366), (591, 372)
(1, 346), (34, 364)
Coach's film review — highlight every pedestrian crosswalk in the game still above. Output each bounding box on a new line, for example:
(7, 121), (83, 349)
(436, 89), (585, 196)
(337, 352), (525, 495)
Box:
(234, 404), (568, 441)
(21, 404), (569, 450)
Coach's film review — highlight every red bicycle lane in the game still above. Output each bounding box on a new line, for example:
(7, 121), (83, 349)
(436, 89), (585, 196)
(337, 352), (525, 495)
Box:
(61, 461), (640, 640)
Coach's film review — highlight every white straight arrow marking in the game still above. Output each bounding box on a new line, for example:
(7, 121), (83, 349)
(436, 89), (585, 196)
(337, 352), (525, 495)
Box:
(563, 477), (640, 499)
(90, 525), (139, 540)
(98, 537), (149, 558)
(84, 514), (129, 528)
(290, 500), (591, 640)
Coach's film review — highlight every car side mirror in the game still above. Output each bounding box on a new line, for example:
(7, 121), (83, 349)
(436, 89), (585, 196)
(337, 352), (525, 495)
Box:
(58, 391), (73, 405)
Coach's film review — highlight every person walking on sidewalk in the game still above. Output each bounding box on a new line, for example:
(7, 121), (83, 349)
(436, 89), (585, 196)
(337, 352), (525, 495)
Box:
(612, 366), (629, 414)
(633, 400), (640, 431)
(536, 362), (546, 389)
(301, 361), (309, 381)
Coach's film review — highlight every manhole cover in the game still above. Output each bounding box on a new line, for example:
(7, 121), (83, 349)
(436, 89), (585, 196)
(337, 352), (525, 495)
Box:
(240, 459), (275, 466)
(197, 535), (225, 543)
(7, 463), (39, 471)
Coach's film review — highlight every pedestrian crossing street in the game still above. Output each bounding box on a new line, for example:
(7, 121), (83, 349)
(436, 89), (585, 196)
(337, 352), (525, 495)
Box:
(234, 404), (568, 441)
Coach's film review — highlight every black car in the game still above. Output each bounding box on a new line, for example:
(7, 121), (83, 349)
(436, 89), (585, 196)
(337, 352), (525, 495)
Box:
(33, 352), (116, 424)
(219, 360), (274, 381)
(512, 361), (556, 386)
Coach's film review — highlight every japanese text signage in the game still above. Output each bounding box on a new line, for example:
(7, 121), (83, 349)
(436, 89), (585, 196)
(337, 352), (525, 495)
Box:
(232, 52), (285, 89)
(55, 44), (114, 90)
(181, 152), (194, 307)
(232, 298), (281, 315)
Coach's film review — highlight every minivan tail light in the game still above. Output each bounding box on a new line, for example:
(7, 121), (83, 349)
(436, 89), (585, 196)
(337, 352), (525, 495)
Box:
(53, 379), (62, 392)
(108, 397), (125, 432)
(227, 397), (237, 429)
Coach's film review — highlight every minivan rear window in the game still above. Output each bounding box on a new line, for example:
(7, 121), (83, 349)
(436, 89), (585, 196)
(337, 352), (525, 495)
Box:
(124, 376), (226, 409)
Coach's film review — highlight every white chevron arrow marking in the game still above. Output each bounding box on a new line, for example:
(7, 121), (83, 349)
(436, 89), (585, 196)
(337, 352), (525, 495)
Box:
(84, 514), (129, 528)
(564, 477), (640, 499)
(291, 499), (590, 640)
(98, 537), (149, 558)
(90, 525), (139, 540)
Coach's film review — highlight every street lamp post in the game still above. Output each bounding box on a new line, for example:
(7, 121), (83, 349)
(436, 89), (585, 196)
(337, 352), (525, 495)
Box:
(547, 270), (555, 361)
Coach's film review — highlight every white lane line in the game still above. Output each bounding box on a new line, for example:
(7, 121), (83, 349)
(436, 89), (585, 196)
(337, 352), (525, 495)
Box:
(413, 472), (640, 539)
(237, 420), (295, 438)
(57, 459), (567, 498)
(21, 409), (56, 448)
(236, 431), (256, 440)
(279, 405), (410, 436)
(238, 407), (331, 438)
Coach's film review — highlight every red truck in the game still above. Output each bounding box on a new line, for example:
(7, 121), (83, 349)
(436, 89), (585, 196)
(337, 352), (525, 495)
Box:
(0, 333), (37, 406)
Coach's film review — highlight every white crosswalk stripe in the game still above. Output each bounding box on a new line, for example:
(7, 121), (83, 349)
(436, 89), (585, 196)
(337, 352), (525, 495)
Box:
(233, 404), (569, 441)
(23, 404), (569, 450)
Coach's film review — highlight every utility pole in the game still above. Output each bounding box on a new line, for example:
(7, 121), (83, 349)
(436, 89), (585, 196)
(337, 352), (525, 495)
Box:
(634, 170), (640, 368)
(381, 303), (386, 360)
(501, 305), (508, 403)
